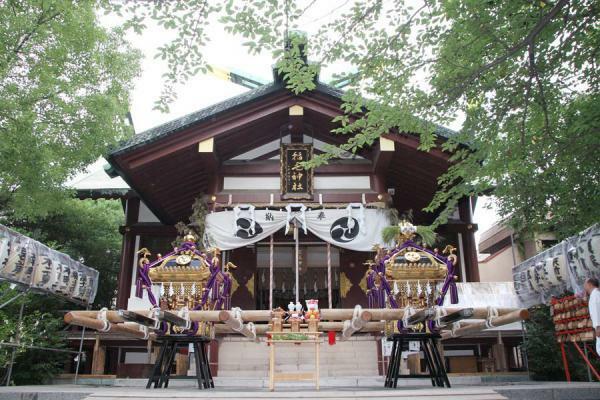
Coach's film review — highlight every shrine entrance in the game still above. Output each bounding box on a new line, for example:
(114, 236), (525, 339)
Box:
(256, 243), (341, 310)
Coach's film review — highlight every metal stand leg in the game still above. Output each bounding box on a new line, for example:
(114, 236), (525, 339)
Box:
(384, 339), (397, 388)
(201, 341), (214, 388)
(192, 342), (205, 389)
(163, 341), (179, 388)
(392, 337), (403, 388)
(420, 339), (440, 387)
(147, 341), (167, 389)
(430, 339), (450, 388)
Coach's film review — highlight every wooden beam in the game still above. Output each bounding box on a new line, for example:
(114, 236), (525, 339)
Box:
(125, 95), (298, 169)
(441, 309), (529, 340)
(220, 160), (373, 176)
(119, 223), (177, 237)
(384, 133), (450, 162)
(64, 313), (152, 340)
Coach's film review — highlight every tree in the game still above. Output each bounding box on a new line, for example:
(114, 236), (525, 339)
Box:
(524, 305), (600, 381)
(0, 198), (123, 384)
(0, 290), (67, 385)
(0, 0), (140, 219)
(112, 0), (599, 239)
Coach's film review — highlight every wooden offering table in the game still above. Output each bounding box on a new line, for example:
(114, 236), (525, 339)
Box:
(267, 331), (321, 391)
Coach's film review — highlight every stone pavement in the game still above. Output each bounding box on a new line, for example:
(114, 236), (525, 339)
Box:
(0, 381), (599, 400)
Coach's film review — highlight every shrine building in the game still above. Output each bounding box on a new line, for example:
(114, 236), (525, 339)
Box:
(70, 67), (525, 379)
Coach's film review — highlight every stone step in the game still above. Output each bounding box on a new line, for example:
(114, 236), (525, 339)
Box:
(82, 388), (507, 400)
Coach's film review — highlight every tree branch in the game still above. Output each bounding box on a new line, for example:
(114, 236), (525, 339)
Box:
(439, 0), (570, 106)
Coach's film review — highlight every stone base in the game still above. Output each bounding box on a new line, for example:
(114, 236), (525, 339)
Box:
(217, 335), (379, 377)
(3, 381), (600, 400)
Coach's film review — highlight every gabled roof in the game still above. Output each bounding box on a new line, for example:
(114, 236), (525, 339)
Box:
(108, 81), (458, 158)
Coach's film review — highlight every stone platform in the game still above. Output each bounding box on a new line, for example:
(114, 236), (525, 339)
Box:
(1, 381), (600, 400)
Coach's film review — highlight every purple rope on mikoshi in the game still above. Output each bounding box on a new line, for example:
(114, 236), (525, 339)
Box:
(367, 240), (459, 331)
(135, 241), (233, 335)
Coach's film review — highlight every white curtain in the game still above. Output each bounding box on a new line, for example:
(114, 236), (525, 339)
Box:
(204, 205), (390, 252)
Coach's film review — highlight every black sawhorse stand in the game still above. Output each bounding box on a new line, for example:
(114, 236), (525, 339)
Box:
(146, 335), (214, 389)
(384, 332), (450, 388)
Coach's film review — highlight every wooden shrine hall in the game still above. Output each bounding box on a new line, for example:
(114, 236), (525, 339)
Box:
(65, 68), (526, 381)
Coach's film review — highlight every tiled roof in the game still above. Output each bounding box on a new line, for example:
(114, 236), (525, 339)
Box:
(108, 81), (459, 157)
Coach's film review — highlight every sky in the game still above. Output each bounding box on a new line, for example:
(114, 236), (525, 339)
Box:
(97, 1), (500, 250)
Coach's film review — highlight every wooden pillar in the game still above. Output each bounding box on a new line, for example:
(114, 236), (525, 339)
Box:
(458, 197), (479, 282)
(91, 335), (106, 375)
(116, 197), (140, 309)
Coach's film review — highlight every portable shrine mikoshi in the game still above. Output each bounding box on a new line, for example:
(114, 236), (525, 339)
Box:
(64, 225), (529, 342)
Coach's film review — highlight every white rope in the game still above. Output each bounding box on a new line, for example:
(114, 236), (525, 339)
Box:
(346, 203), (366, 235)
(248, 321), (256, 335)
(138, 324), (149, 340)
(450, 321), (461, 337)
(285, 203), (307, 234)
(402, 306), (415, 328)
(352, 305), (363, 330)
(177, 306), (191, 330)
(485, 306), (498, 329)
(97, 308), (111, 332)
(434, 306), (448, 328)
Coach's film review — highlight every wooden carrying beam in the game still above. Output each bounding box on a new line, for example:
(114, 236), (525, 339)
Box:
(440, 309), (529, 340)
(63, 307), (527, 340)
(64, 312), (153, 340)
(66, 307), (521, 323)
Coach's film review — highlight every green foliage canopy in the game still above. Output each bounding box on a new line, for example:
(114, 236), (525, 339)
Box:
(111, 0), (600, 238)
(0, 0), (140, 219)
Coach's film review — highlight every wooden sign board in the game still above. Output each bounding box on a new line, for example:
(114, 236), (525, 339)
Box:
(280, 143), (313, 200)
